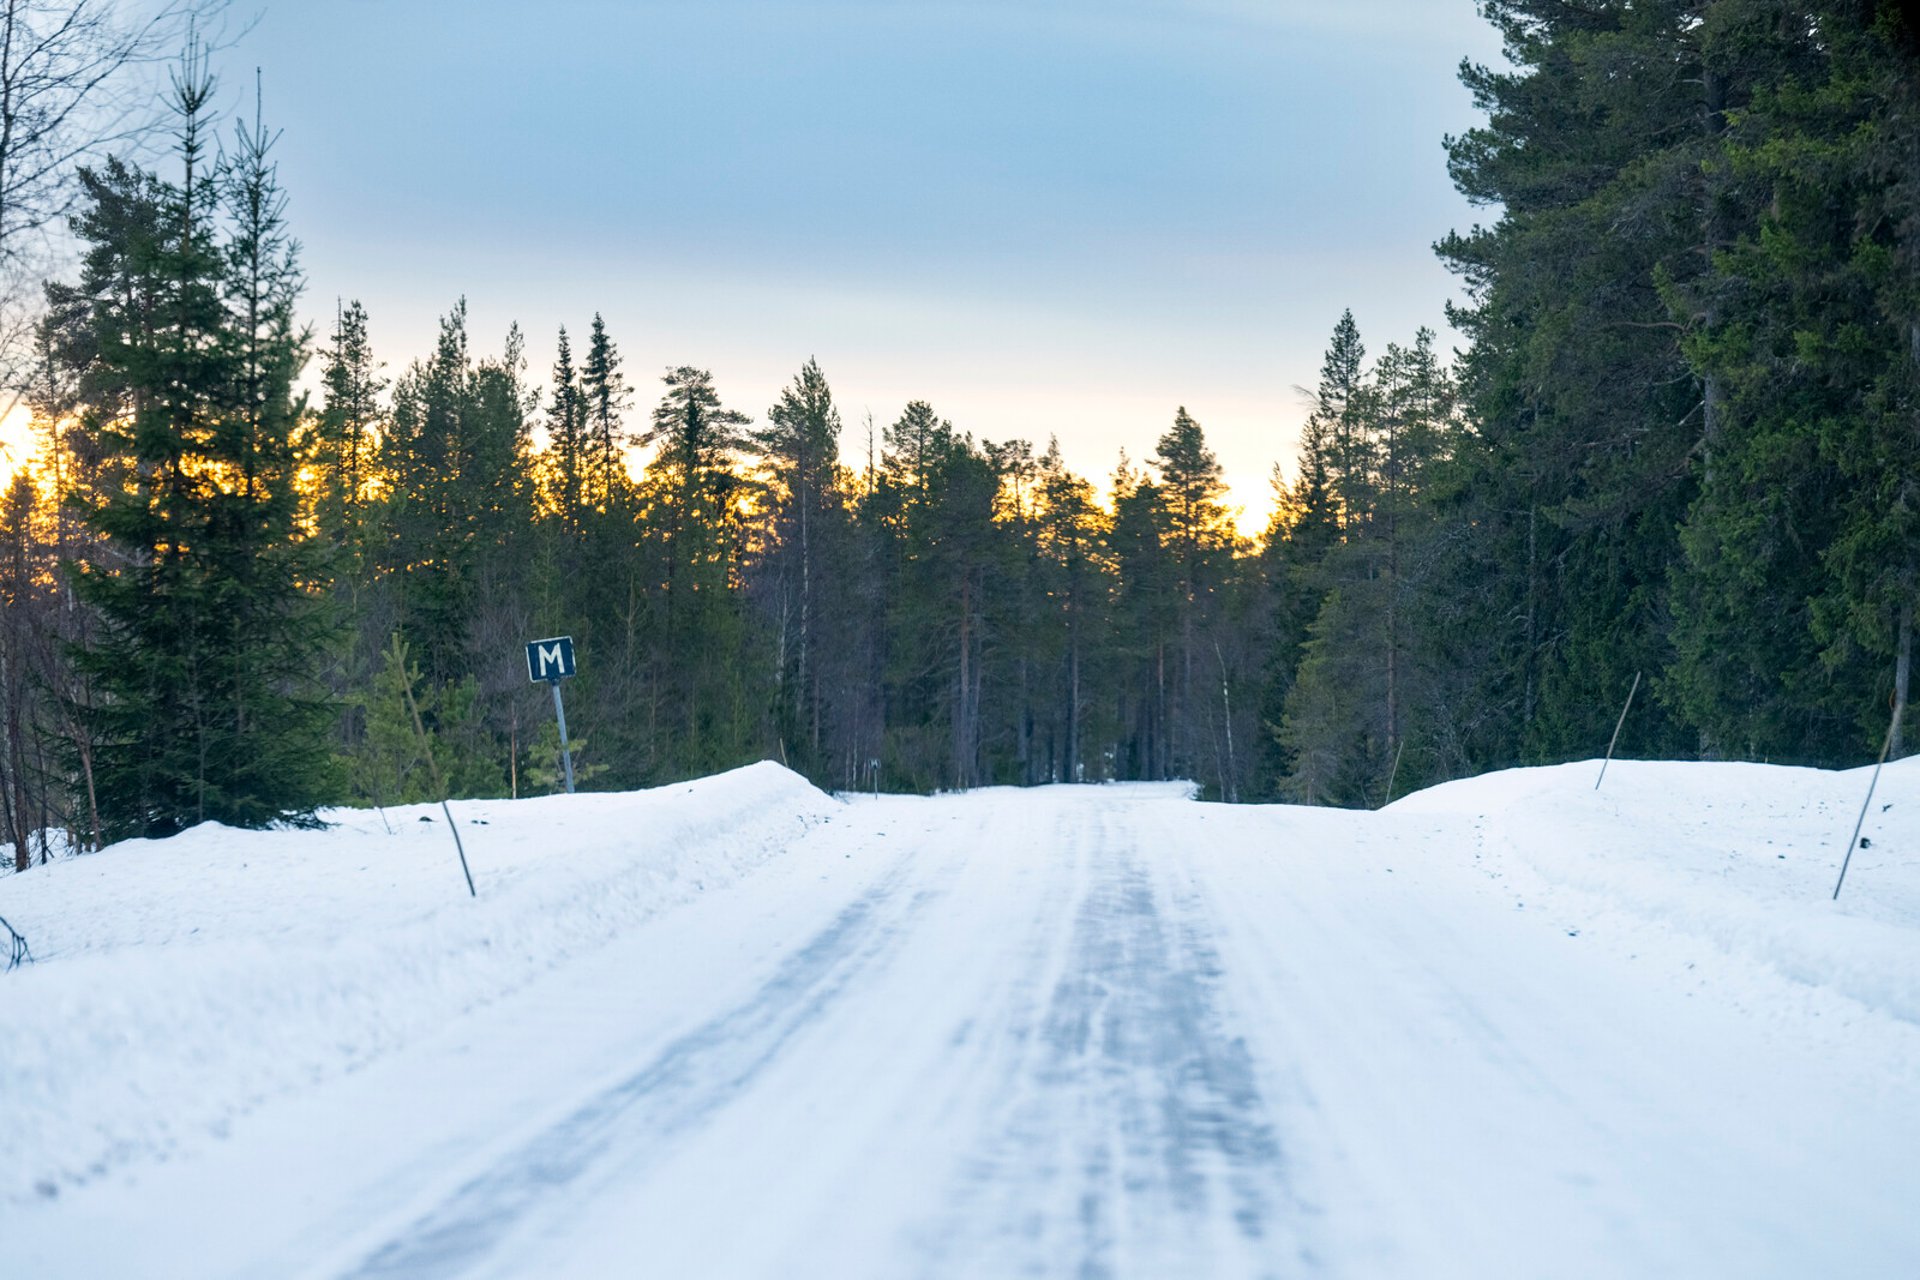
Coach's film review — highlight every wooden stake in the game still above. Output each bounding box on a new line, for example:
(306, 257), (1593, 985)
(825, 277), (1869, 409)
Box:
(1833, 701), (1899, 902)
(440, 799), (475, 898)
(1382, 738), (1406, 809)
(393, 636), (476, 898)
(1596, 671), (1641, 791)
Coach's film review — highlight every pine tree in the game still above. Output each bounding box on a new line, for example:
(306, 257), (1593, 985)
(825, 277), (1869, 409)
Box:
(1793, 1), (1920, 759)
(1272, 317), (1461, 803)
(637, 365), (752, 607)
(380, 301), (536, 687)
(1371, 328), (1453, 766)
(1032, 438), (1110, 783)
(64, 55), (336, 838)
(1107, 452), (1176, 779)
(1313, 310), (1374, 529)
(544, 325), (585, 526)
(632, 366), (763, 778)
(641, 366), (751, 489)
(349, 633), (500, 805)
(1150, 407), (1240, 793)
(313, 298), (384, 551)
(581, 313), (630, 509)
(867, 402), (1004, 789)
(753, 357), (843, 767)
(882, 399), (944, 499)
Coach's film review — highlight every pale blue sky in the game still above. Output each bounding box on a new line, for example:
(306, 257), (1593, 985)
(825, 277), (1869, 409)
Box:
(225, 0), (1503, 523)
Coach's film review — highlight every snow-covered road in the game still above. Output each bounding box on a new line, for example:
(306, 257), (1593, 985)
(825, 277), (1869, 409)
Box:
(7, 771), (1920, 1278)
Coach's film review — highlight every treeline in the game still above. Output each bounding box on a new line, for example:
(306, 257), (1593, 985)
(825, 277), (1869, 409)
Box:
(4, 1), (1920, 861)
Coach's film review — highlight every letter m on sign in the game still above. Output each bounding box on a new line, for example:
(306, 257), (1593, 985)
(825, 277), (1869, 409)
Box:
(525, 636), (577, 683)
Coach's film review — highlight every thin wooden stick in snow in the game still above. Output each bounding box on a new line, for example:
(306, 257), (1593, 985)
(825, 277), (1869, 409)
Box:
(1596, 671), (1641, 791)
(1833, 702), (1899, 902)
(1382, 739), (1405, 809)
(0, 912), (30, 971)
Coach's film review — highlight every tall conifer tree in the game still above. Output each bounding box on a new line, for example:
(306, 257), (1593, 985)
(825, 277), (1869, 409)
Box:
(581, 313), (630, 508)
(545, 325), (585, 525)
(64, 55), (334, 837)
(754, 357), (843, 764)
(314, 298), (384, 552)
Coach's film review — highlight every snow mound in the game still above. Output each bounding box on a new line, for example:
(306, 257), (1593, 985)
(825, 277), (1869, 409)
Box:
(1391, 756), (1920, 1026)
(0, 761), (837, 1203)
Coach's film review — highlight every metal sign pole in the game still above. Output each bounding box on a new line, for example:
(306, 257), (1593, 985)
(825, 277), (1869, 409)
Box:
(551, 678), (576, 795)
(525, 636), (579, 796)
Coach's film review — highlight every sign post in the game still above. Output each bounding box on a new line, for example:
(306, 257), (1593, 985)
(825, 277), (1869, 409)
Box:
(526, 636), (578, 794)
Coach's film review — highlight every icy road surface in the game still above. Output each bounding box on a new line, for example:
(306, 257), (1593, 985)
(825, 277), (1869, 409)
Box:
(7, 770), (1920, 1278)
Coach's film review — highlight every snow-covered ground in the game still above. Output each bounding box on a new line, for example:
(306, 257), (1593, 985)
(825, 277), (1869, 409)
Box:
(2, 757), (1917, 1278)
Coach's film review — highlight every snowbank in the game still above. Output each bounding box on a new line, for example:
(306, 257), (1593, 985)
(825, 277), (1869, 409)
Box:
(7, 751), (1919, 1213)
(1391, 755), (1920, 1027)
(0, 762), (837, 1202)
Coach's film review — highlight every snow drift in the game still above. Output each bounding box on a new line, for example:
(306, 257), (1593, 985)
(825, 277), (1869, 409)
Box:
(1391, 756), (1920, 1028)
(0, 761), (838, 1203)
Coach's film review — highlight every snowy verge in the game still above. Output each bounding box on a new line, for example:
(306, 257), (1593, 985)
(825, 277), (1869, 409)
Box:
(1390, 756), (1920, 1027)
(0, 761), (837, 1203)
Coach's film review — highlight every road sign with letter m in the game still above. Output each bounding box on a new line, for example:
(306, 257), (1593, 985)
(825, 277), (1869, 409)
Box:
(525, 635), (577, 683)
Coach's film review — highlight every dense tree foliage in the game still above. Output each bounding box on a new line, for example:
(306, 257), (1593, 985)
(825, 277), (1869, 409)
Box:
(1427, 0), (1920, 779)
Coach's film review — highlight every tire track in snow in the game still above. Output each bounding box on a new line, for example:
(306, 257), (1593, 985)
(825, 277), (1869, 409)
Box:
(333, 850), (944, 1280)
(925, 805), (1316, 1278)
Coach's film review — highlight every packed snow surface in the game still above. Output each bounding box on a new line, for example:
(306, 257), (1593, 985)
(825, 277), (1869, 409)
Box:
(2, 757), (1918, 1278)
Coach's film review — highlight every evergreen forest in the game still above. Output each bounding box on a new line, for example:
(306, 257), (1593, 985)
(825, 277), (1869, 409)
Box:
(5, 0), (1920, 862)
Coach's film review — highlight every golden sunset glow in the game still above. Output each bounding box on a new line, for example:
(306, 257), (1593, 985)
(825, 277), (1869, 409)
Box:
(0, 402), (34, 483)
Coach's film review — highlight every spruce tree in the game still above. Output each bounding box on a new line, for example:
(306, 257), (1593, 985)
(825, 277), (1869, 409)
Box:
(64, 57), (335, 838)
(314, 298), (385, 552)
(1314, 310), (1374, 529)
(1434, 0), (1711, 770)
(581, 313), (630, 509)
(544, 325), (585, 525)
(1663, 4), (1863, 761)
(1793, 2), (1920, 759)
(380, 301), (535, 687)
(350, 633), (500, 806)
